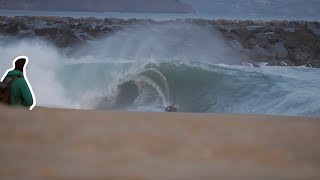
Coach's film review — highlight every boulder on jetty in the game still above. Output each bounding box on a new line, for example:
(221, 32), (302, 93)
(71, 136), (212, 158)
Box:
(0, 16), (319, 67)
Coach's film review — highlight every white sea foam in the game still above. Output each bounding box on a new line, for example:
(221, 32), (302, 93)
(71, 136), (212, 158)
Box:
(0, 23), (319, 116)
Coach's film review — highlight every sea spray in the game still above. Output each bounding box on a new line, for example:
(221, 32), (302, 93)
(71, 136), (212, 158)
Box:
(71, 22), (241, 65)
(0, 23), (319, 116)
(0, 39), (76, 108)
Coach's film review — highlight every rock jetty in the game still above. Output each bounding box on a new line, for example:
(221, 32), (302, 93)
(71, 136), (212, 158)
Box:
(0, 16), (319, 67)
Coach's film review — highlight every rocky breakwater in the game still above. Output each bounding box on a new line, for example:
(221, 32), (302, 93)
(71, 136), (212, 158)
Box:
(214, 19), (320, 68)
(0, 16), (319, 67)
(0, 16), (154, 49)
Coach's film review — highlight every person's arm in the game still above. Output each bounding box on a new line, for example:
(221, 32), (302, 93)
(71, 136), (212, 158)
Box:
(19, 78), (33, 107)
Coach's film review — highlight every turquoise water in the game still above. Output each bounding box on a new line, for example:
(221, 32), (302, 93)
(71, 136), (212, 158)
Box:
(1, 23), (319, 116)
(0, 10), (319, 116)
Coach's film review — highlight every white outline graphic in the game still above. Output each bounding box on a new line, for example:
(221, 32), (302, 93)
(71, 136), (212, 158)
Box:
(1, 56), (36, 110)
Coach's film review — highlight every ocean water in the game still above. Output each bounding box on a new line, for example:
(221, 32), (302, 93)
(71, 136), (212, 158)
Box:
(0, 9), (319, 21)
(0, 11), (319, 116)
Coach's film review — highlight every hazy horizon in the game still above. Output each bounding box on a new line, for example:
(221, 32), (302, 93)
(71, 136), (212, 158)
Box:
(182, 0), (320, 19)
(0, 0), (319, 21)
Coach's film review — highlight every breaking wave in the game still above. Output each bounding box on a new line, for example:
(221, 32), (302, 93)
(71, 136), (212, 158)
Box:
(1, 23), (320, 116)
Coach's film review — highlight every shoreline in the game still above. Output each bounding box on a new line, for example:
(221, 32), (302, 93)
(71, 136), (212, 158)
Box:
(34, 105), (320, 119)
(0, 105), (320, 179)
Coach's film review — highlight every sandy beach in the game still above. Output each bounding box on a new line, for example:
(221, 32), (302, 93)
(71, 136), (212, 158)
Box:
(1, 0), (320, 179)
(0, 105), (319, 179)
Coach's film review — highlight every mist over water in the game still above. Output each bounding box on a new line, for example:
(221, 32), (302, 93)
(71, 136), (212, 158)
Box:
(73, 23), (239, 64)
(1, 22), (320, 116)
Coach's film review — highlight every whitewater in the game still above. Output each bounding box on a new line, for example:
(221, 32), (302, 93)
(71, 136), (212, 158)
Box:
(1, 22), (320, 116)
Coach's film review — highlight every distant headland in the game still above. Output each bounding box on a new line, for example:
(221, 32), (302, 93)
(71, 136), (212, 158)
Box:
(0, 0), (194, 14)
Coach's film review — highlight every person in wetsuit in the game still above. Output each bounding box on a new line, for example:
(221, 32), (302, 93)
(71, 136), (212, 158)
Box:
(165, 104), (177, 112)
(0, 57), (34, 109)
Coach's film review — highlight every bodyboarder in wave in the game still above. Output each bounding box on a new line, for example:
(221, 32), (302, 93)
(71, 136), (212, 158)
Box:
(165, 103), (177, 112)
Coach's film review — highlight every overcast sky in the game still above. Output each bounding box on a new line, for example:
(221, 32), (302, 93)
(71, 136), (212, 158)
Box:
(181, 0), (320, 19)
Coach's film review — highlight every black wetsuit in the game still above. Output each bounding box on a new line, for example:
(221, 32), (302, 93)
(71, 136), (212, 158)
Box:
(165, 105), (177, 112)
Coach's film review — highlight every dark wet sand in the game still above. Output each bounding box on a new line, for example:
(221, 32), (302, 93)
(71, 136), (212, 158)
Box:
(0, 105), (320, 179)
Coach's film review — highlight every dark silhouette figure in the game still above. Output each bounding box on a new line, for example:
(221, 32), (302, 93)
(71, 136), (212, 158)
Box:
(165, 104), (177, 112)
(0, 57), (34, 109)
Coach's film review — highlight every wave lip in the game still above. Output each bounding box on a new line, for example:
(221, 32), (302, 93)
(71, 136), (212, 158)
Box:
(69, 61), (320, 116)
(1, 21), (319, 116)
